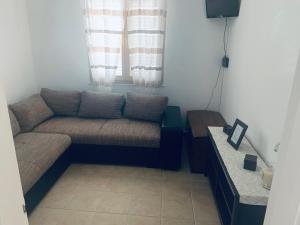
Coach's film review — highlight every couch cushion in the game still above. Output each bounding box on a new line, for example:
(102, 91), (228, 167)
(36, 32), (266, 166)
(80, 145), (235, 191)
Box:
(41, 88), (81, 116)
(8, 108), (21, 136)
(10, 94), (54, 132)
(124, 92), (168, 123)
(98, 119), (161, 148)
(14, 132), (71, 193)
(34, 117), (107, 144)
(34, 117), (161, 148)
(79, 91), (124, 119)
(14, 133), (71, 193)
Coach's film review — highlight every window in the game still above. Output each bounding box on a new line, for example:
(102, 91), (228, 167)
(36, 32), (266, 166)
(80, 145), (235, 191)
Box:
(83, 0), (167, 87)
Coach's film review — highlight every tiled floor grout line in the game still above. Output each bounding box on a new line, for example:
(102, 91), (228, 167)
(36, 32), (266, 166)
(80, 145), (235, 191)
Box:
(53, 186), (164, 195)
(160, 184), (163, 225)
(190, 191), (197, 225)
(39, 205), (165, 219)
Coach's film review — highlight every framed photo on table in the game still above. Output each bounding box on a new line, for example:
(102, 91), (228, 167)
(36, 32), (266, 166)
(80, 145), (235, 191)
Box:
(227, 119), (248, 150)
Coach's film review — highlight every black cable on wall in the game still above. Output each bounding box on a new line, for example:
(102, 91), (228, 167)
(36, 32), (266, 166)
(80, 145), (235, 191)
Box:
(205, 17), (230, 111)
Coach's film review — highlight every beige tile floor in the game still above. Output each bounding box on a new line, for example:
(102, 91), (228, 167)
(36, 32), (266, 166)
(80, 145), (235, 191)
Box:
(29, 164), (220, 225)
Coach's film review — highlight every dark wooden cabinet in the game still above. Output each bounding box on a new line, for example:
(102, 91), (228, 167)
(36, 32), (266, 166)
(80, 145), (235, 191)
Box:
(207, 130), (267, 225)
(186, 111), (226, 173)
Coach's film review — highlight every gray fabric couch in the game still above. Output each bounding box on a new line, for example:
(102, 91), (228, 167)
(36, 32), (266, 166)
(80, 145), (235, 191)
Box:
(8, 89), (183, 202)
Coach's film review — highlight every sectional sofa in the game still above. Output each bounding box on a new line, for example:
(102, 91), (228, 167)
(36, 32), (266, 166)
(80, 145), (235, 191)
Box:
(8, 89), (183, 214)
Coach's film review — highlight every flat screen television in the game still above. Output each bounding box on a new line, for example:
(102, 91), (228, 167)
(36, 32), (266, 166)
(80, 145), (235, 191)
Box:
(206, 0), (241, 18)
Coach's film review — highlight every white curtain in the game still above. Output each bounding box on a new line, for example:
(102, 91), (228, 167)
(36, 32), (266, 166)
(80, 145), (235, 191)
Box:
(83, 0), (167, 87)
(83, 0), (124, 86)
(127, 0), (167, 87)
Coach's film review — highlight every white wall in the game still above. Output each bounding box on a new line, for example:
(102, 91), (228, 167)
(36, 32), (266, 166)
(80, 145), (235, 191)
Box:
(0, 1), (36, 224)
(0, 83), (28, 225)
(264, 53), (300, 225)
(27, 0), (225, 113)
(220, 0), (300, 164)
(0, 0), (37, 104)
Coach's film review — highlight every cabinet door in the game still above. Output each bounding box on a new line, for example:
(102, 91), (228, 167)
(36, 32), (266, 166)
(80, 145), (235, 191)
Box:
(216, 183), (232, 225)
(218, 167), (235, 212)
(208, 158), (218, 192)
(208, 142), (221, 192)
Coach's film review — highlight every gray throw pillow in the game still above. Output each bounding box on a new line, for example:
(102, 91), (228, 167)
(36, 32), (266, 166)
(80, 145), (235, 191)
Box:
(124, 92), (168, 123)
(8, 108), (21, 137)
(41, 88), (81, 116)
(79, 91), (124, 119)
(10, 94), (54, 132)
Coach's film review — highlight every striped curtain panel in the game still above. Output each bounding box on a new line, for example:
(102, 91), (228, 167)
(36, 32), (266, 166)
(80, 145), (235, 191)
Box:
(83, 0), (125, 86)
(127, 0), (167, 87)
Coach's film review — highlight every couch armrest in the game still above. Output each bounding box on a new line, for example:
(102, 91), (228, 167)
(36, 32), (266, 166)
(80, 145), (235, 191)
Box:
(161, 106), (183, 129)
(160, 106), (183, 170)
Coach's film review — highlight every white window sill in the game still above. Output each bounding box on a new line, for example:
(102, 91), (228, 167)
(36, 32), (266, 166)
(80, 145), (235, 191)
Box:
(88, 82), (166, 88)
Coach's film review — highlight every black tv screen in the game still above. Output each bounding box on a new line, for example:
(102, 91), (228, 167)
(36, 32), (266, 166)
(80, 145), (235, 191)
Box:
(206, 0), (241, 18)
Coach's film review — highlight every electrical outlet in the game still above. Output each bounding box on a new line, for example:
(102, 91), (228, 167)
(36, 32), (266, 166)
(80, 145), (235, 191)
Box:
(222, 56), (229, 68)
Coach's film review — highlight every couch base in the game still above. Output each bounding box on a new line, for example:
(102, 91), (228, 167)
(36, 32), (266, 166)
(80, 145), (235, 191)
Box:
(70, 144), (161, 168)
(25, 148), (71, 215)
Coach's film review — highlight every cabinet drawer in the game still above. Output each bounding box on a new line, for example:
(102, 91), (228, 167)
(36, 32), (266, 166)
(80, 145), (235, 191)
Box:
(218, 165), (235, 212)
(216, 183), (231, 225)
(208, 145), (221, 173)
(208, 159), (217, 191)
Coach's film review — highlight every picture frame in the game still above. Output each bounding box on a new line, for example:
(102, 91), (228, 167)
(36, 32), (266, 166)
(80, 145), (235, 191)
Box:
(227, 119), (248, 150)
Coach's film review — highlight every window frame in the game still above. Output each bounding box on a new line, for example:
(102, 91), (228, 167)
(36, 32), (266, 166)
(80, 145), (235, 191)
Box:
(116, 5), (133, 84)
(84, 0), (166, 87)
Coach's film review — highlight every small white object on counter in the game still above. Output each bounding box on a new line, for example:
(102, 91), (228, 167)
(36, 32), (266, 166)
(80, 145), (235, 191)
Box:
(208, 126), (270, 206)
(262, 168), (273, 190)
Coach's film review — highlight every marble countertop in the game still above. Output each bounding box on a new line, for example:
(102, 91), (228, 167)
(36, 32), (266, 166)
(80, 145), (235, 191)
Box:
(208, 127), (270, 206)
